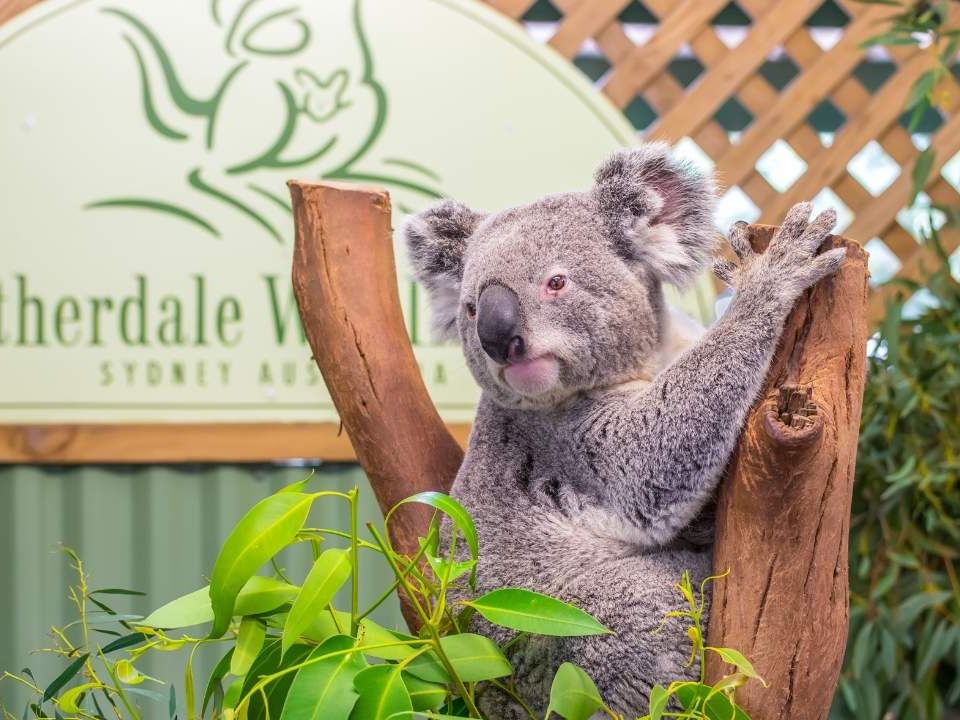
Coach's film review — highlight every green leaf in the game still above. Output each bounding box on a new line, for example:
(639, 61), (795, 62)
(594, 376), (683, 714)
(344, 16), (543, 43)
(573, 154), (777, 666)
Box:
(279, 471), (315, 494)
(405, 634), (512, 683)
(302, 609), (419, 661)
(910, 147), (936, 207)
(648, 684), (669, 720)
(241, 640), (313, 720)
(57, 683), (99, 714)
(349, 664), (412, 720)
(282, 548), (352, 655)
(466, 588), (610, 636)
(115, 659), (145, 685)
(42, 654), (89, 702)
(280, 635), (366, 720)
(223, 676), (244, 713)
(140, 575), (298, 629)
(231, 617), (267, 676)
(389, 492), (478, 585)
(201, 647), (233, 717)
(851, 622), (875, 678)
(101, 632), (148, 654)
(544, 662), (605, 720)
(209, 491), (314, 637)
(898, 590), (952, 625)
(705, 647), (766, 685)
(89, 588), (146, 596)
(183, 648), (196, 720)
(402, 672), (446, 712)
(675, 682), (748, 720)
(917, 618), (955, 676)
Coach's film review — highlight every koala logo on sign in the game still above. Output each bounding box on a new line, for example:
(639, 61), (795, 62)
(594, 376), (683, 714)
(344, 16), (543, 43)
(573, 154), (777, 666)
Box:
(87, 0), (444, 242)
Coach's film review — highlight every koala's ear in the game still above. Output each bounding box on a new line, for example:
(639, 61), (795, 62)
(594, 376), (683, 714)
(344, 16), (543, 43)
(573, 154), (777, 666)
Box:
(403, 200), (486, 340)
(593, 142), (718, 288)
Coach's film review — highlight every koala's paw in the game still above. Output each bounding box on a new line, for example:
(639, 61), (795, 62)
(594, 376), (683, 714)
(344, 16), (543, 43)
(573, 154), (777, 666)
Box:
(713, 202), (846, 304)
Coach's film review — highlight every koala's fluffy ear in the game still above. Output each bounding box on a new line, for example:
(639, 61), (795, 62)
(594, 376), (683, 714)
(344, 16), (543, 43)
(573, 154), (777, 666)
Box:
(593, 142), (718, 288)
(404, 200), (486, 340)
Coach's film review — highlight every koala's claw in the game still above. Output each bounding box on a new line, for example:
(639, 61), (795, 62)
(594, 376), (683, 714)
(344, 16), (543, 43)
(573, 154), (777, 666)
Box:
(717, 202), (844, 298)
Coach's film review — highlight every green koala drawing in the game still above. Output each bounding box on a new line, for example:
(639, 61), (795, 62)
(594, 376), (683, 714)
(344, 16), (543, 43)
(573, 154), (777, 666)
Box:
(89, 0), (443, 241)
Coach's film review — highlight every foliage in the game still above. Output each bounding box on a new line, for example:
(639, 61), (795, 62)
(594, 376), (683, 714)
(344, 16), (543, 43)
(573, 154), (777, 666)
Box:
(858, 0), (959, 201)
(636, 571), (766, 720)
(833, 233), (960, 719)
(1, 481), (763, 720)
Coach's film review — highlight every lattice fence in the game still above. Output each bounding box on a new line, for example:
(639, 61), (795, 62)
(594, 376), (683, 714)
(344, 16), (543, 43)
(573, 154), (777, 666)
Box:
(485, 0), (960, 322)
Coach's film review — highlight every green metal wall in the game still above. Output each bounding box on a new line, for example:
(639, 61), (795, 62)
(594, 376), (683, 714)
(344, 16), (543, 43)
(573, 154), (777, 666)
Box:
(0, 463), (404, 718)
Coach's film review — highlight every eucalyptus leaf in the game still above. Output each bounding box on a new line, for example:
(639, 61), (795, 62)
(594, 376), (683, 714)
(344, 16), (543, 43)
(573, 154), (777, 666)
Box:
(231, 617), (267, 676)
(42, 654), (88, 702)
(139, 575), (298, 629)
(209, 491), (315, 638)
(544, 662), (605, 720)
(405, 634), (511, 683)
(282, 548), (352, 655)
(350, 664), (412, 720)
(57, 683), (99, 714)
(390, 492), (478, 586)
(201, 647), (233, 717)
(467, 588), (610, 636)
(280, 635), (365, 720)
(402, 672), (446, 712)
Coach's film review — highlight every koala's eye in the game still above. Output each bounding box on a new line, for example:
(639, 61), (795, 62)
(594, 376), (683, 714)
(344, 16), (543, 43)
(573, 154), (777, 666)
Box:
(547, 275), (566, 292)
(465, 302), (477, 319)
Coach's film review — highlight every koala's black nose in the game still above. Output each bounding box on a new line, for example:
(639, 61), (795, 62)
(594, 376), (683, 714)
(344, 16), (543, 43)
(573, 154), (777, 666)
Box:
(476, 284), (524, 364)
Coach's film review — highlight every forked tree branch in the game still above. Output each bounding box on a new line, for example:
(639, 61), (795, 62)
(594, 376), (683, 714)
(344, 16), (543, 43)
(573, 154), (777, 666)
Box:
(290, 183), (869, 720)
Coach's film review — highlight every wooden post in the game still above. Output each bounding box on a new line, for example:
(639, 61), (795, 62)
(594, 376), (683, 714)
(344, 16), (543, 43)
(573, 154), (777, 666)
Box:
(288, 180), (464, 566)
(289, 183), (869, 717)
(705, 225), (869, 720)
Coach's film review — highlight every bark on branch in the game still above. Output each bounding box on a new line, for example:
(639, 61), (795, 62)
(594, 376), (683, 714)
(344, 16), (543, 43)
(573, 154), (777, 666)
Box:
(289, 183), (869, 720)
(704, 225), (869, 720)
(289, 180), (464, 563)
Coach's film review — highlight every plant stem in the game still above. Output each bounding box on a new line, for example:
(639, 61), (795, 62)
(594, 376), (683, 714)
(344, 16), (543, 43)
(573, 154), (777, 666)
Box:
(357, 526), (435, 623)
(350, 487), (360, 636)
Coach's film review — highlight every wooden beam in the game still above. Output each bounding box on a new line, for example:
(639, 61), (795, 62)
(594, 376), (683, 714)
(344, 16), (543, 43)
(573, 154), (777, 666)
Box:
(0, 423), (472, 463)
(706, 225), (869, 720)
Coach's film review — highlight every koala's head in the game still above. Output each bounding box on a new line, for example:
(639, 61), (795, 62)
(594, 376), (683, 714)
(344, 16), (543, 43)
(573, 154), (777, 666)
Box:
(404, 143), (717, 409)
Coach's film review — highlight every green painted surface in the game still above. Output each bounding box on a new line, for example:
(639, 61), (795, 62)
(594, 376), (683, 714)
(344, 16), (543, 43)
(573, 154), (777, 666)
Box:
(0, 463), (404, 718)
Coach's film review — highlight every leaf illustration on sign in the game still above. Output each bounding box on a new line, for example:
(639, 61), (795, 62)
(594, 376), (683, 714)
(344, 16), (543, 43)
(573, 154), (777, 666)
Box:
(87, 0), (443, 241)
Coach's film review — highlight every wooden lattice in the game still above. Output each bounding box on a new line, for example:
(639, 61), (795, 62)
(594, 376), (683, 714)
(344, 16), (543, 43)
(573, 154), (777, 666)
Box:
(486, 0), (960, 322)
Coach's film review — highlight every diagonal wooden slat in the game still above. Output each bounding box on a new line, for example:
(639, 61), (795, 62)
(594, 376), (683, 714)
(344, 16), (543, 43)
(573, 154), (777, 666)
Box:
(869, 226), (960, 321)
(548, 0), (632, 59)
(845, 110), (960, 244)
(713, 6), (894, 186)
(602, 0), (730, 107)
(649, 0), (824, 142)
(483, 0), (536, 19)
(759, 52), (930, 224)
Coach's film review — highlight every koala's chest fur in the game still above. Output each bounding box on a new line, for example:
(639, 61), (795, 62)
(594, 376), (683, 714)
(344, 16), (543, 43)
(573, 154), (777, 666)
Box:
(455, 383), (712, 565)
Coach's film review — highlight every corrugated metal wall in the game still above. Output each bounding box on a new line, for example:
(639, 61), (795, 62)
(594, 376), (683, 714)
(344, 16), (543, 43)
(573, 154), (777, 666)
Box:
(0, 463), (404, 718)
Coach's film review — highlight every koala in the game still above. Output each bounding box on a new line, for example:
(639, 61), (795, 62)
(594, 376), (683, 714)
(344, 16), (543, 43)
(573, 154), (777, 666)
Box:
(404, 143), (843, 718)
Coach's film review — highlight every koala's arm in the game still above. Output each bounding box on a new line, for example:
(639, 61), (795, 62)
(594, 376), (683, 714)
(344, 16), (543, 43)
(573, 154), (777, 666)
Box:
(581, 204), (845, 546)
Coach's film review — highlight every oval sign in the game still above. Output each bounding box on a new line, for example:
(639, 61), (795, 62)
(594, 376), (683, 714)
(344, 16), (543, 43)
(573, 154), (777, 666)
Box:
(0, 0), (703, 426)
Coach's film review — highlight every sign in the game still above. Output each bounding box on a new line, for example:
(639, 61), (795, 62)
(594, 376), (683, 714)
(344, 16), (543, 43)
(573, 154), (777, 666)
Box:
(0, 0), (709, 434)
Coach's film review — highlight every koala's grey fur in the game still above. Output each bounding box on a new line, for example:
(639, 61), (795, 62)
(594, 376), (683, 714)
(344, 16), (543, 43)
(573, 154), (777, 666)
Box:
(404, 142), (843, 718)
